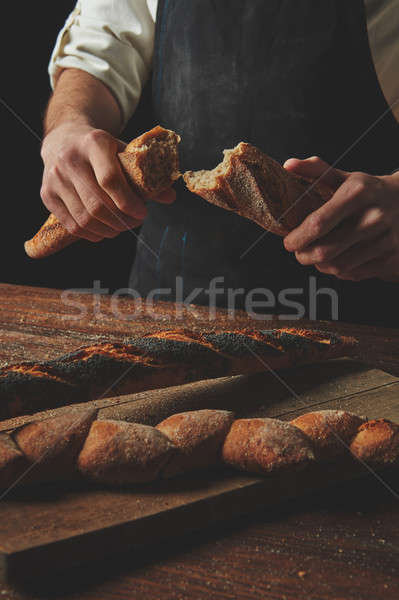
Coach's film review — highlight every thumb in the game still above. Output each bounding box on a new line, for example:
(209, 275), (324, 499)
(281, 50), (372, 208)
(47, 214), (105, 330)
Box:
(283, 155), (349, 191)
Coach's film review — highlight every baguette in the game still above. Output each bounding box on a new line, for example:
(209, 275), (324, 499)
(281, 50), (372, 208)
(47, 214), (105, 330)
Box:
(25, 126), (181, 259)
(184, 142), (332, 235)
(2, 407), (395, 492)
(0, 328), (358, 419)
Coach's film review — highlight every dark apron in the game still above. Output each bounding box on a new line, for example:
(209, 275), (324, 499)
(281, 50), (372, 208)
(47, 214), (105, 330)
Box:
(130, 0), (399, 326)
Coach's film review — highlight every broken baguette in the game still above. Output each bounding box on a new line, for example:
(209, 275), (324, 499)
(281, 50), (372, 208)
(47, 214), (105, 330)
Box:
(25, 126), (181, 259)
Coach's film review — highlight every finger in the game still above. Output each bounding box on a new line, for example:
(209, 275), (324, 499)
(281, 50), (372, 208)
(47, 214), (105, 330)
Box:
(41, 190), (103, 243)
(283, 156), (348, 190)
(295, 208), (389, 266)
(315, 231), (396, 276)
(66, 161), (141, 233)
(55, 173), (120, 239)
(155, 188), (176, 204)
(88, 135), (147, 220)
(336, 251), (397, 282)
(284, 173), (375, 252)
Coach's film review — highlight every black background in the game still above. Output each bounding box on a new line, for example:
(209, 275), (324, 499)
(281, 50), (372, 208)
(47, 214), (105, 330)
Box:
(1, 2), (153, 293)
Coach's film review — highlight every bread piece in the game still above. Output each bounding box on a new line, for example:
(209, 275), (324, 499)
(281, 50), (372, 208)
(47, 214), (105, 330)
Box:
(156, 409), (234, 477)
(184, 142), (332, 235)
(349, 419), (399, 467)
(290, 410), (365, 461)
(222, 418), (315, 475)
(0, 433), (30, 490)
(77, 420), (176, 485)
(14, 407), (97, 482)
(0, 328), (358, 419)
(25, 126), (181, 259)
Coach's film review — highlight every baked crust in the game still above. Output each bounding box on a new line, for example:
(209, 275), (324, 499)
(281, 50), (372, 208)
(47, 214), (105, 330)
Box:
(184, 142), (332, 235)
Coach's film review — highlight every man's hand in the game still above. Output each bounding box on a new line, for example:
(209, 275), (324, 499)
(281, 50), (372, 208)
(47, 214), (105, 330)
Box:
(282, 156), (399, 282)
(40, 122), (175, 242)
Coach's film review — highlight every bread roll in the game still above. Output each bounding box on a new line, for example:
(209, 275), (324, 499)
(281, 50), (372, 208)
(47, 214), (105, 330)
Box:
(222, 418), (315, 475)
(184, 142), (332, 235)
(291, 410), (365, 460)
(156, 409), (234, 477)
(350, 419), (399, 467)
(14, 407), (97, 482)
(77, 420), (176, 485)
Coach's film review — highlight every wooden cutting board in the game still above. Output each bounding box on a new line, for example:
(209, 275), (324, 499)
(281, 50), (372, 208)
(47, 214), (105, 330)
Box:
(1, 284), (398, 583)
(0, 357), (398, 583)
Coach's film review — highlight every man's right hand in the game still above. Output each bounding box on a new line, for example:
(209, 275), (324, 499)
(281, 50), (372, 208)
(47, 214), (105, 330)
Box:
(40, 122), (149, 242)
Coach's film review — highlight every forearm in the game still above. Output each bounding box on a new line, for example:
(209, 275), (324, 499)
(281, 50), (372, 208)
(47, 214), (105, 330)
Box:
(44, 68), (123, 136)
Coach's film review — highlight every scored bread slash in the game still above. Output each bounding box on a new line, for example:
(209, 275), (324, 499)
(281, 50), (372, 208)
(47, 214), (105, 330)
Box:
(184, 142), (332, 235)
(24, 125), (181, 259)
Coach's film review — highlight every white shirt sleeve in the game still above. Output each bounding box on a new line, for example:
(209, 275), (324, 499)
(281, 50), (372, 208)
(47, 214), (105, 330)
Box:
(48, 0), (157, 129)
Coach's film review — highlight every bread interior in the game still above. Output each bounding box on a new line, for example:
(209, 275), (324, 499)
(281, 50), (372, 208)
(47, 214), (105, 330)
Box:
(184, 146), (239, 190)
(136, 131), (181, 193)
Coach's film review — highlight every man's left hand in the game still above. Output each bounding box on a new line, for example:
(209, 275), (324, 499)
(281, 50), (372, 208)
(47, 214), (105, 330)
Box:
(283, 156), (399, 282)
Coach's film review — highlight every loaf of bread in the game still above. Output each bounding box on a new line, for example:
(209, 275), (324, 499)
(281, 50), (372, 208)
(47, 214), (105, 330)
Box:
(0, 328), (357, 419)
(1, 407), (397, 492)
(25, 126), (181, 259)
(184, 142), (332, 235)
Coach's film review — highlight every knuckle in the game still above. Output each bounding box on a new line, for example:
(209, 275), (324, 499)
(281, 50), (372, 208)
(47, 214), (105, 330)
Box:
(362, 206), (384, 228)
(57, 148), (78, 166)
(98, 170), (119, 191)
(86, 199), (103, 219)
(85, 128), (109, 146)
(75, 212), (92, 230)
(66, 222), (82, 237)
(307, 213), (324, 237)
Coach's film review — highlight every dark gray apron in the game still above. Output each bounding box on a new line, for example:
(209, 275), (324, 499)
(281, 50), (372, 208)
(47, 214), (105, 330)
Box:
(130, 0), (399, 326)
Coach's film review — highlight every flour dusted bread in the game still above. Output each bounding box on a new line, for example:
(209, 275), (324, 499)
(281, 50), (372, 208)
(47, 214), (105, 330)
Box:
(291, 410), (365, 461)
(14, 407), (97, 482)
(350, 419), (399, 467)
(184, 142), (332, 235)
(25, 126), (181, 259)
(77, 420), (176, 485)
(222, 418), (315, 475)
(156, 409), (234, 477)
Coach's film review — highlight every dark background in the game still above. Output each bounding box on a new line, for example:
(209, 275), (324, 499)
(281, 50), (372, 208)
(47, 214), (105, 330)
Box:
(1, 2), (153, 293)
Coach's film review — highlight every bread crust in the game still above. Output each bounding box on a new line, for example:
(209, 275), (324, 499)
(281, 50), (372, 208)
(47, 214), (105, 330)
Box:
(77, 420), (176, 485)
(222, 418), (315, 475)
(25, 126), (181, 259)
(350, 419), (399, 467)
(14, 407), (97, 482)
(156, 409), (234, 477)
(291, 410), (365, 461)
(184, 142), (332, 235)
(0, 328), (357, 419)
(0, 433), (29, 490)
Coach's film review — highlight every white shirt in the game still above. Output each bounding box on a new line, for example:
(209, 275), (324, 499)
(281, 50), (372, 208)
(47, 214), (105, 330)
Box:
(49, 0), (399, 129)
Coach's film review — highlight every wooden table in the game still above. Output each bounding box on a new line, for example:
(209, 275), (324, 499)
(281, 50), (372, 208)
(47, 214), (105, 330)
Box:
(0, 283), (398, 600)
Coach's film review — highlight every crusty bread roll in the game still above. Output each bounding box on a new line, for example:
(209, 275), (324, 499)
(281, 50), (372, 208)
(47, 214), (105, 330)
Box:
(77, 420), (176, 485)
(184, 142), (332, 235)
(222, 418), (315, 475)
(0, 433), (30, 490)
(14, 407), (97, 482)
(0, 328), (357, 419)
(350, 419), (399, 467)
(25, 126), (181, 259)
(156, 409), (234, 478)
(290, 410), (365, 461)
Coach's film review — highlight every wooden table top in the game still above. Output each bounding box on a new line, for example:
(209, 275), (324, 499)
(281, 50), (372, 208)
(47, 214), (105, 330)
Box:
(0, 283), (399, 599)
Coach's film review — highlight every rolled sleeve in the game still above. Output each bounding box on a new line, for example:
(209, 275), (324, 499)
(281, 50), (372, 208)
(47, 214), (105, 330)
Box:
(48, 0), (155, 128)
